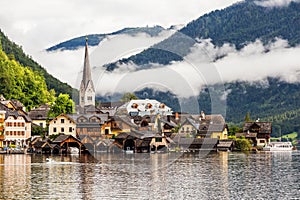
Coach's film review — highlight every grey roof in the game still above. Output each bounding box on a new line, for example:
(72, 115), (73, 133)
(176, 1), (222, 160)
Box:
(243, 122), (272, 134)
(199, 124), (226, 133)
(28, 104), (50, 120)
(69, 113), (108, 124)
(5, 109), (32, 122)
(98, 102), (125, 109)
(181, 117), (200, 130)
(33, 141), (45, 148)
(52, 134), (80, 143)
(1, 102), (32, 122)
(217, 140), (234, 148)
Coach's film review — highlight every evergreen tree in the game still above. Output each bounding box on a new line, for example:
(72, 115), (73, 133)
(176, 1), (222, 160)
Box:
(244, 112), (251, 122)
(120, 92), (138, 102)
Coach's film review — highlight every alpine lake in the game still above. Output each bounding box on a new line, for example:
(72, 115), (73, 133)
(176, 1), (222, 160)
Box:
(0, 151), (299, 200)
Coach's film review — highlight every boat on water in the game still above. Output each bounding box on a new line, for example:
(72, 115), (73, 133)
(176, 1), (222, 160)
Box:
(46, 158), (55, 163)
(263, 142), (294, 151)
(68, 147), (79, 154)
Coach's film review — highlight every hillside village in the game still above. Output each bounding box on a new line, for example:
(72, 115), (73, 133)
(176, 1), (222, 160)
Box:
(0, 39), (273, 154)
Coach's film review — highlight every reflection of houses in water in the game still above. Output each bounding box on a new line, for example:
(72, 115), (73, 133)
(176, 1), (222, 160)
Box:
(0, 154), (32, 195)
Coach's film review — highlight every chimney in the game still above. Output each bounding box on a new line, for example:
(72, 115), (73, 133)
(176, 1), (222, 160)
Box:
(200, 111), (205, 120)
(175, 112), (179, 120)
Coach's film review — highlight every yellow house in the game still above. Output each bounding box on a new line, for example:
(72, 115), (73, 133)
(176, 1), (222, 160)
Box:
(197, 116), (228, 140)
(0, 110), (6, 148)
(48, 114), (76, 137)
(179, 118), (199, 137)
(101, 116), (135, 138)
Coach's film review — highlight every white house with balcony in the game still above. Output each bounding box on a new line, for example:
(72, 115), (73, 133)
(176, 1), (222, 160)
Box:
(117, 99), (173, 117)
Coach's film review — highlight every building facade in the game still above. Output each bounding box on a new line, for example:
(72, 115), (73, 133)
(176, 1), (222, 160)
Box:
(0, 110), (6, 148)
(48, 114), (76, 137)
(4, 113), (31, 148)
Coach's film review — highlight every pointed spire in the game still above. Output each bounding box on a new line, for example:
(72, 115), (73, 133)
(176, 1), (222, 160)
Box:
(82, 37), (92, 88)
(79, 37), (95, 108)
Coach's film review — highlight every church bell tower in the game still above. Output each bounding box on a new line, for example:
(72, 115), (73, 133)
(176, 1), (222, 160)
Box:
(79, 38), (95, 107)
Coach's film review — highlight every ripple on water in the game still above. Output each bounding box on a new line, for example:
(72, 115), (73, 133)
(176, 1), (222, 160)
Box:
(0, 152), (299, 199)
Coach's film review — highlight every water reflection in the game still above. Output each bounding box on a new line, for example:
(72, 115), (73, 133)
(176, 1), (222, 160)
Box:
(0, 152), (299, 199)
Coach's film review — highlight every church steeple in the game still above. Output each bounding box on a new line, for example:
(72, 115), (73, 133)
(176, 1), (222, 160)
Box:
(79, 37), (95, 108)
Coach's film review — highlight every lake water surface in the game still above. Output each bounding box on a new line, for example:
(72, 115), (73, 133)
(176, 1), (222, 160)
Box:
(0, 151), (299, 200)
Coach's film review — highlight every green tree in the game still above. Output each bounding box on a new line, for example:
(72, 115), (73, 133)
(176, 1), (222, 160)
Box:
(120, 92), (138, 102)
(228, 123), (243, 136)
(244, 112), (251, 122)
(235, 138), (252, 151)
(0, 49), (55, 110)
(48, 93), (75, 118)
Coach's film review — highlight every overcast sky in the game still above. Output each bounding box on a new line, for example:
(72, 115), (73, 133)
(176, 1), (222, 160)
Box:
(1, 0), (299, 102)
(0, 0), (241, 54)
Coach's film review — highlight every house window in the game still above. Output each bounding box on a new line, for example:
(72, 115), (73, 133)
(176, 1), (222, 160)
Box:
(105, 129), (109, 135)
(186, 127), (190, 132)
(39, 123), (43, 127)
(53, 127), (57, 133)
(69, 127), (73, 132)
(259, 140), (265, 143)
(155, 138), (162, 142)
(61, 127), (64, 132)
(61, 119), (65, 123)
(88, 96), (92, 101)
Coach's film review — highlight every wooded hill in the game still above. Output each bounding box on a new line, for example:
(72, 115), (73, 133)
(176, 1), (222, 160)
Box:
(0, 30), (77, 99)
(105, 0), (300, 71)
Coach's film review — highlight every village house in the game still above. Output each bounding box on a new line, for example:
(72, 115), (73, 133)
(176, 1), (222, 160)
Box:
(177, 112), (228, 140)
(52, 134), (85, 154)
(101, 115), (137, 138)
(0, 110), (6, 148)
(118, 99), (173, 117)
(0, 101), (32, 148)
(114, 130), (169, 153)
(48, 114), (76, 137)
(28, 104), (50, 128)
(237, 121), (272, 147)
(69, 113), (108, 138)
(195, 112), (228, 140)
(179, 118), (200, 138)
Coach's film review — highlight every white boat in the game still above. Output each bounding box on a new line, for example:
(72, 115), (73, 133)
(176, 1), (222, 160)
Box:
(46, 158), (55, 163)
(263, 142), (293, 151)
(68, 147), (79, 154)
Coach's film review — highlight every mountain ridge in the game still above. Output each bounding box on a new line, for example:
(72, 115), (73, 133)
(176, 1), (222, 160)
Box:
(105, 0), (300, 71)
